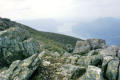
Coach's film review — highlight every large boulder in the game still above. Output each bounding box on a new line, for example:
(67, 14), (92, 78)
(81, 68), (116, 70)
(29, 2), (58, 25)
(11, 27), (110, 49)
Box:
(60, 64), (86, 79)
(85, 65), (104, 80)
(101, 56), (114, 75)
(0, 27), (40, 66)
(73, 40), (91, 55)
(106, 59), (119, 80)
(77, 55), (102, 68)
(87, 39), (106, 49)
(99, 45), (120, 57)
(73, 39), (106, 55)
(76, 56), (92, 67)
(0, 51), (45, 80)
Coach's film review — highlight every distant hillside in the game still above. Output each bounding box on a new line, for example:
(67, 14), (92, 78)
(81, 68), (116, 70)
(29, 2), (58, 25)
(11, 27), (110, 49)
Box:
(0, 17), (81, 53)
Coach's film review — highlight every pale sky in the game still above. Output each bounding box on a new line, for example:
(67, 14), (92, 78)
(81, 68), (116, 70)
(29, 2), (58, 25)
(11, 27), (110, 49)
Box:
(0, 0), (120, 45)
(0, 0), (120, 20)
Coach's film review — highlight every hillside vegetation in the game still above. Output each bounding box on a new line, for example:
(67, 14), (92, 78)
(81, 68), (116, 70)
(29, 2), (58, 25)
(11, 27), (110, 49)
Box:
(0, 17), (81, 53)
(23, 25), (81, 53)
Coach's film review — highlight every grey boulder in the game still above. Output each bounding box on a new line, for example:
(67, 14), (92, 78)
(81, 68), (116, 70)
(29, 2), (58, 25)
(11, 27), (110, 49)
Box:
(60, 64), (86, 79)
(106, 59), (119, 80)
(73, 39), (106, 55)
(99, 45), (120, 57)
(73, 40), (91, 55)
(87, 39), (106, 49)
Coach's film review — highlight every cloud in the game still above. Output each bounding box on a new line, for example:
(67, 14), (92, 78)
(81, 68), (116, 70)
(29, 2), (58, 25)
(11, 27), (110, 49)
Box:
(57, 23), (74, 33)
(56, 22), (92, 39)
(0, 0), (120, 20)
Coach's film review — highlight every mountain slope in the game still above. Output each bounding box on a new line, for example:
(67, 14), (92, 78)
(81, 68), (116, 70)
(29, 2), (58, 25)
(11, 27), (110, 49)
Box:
(0, 17), (81, 53)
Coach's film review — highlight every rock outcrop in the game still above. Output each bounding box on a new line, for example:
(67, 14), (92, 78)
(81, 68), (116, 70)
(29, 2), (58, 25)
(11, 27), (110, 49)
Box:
(73, 39), (106, 55)
(0, 51), (45, 80)
(0, 18), (40, 66)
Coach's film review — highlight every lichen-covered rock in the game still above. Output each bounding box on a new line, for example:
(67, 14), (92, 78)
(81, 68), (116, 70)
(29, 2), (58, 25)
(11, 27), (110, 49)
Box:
(73, 39), (106, 55)
(85, 65), (104, 80)
(101, 56), (114, 75)
(87, 39), (106, 49)
(106, 59), (119, 80)
(0, 27), (40, 66)
(99, 45), (120, 57)
(0, 51), (45, 80)
(77, 56), (92, 67)
(87, 49), (101, 56)
(76, 55), (102, 68)
(118, 67), (120, 80)
(90, 55), (103, 67)
(117, 49), (120, 58)
(60, 64), (86, 79)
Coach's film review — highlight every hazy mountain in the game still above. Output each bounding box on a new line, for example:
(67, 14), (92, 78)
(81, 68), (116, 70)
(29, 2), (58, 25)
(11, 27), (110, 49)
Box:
(72, 17), (120, 45)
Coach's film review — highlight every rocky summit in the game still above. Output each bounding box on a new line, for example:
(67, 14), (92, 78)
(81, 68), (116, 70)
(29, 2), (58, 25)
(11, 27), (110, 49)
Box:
(0, 17), (120, 80)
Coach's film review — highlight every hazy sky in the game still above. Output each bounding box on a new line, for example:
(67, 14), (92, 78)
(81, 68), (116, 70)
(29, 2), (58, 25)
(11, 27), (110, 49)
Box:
(0, 0), (120, 20)
(0, 0), (120, 45)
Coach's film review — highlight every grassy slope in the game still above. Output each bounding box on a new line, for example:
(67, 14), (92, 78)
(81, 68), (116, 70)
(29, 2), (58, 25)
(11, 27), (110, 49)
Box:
(22, 25), (82, 53)
(0, 18), (82, 53)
